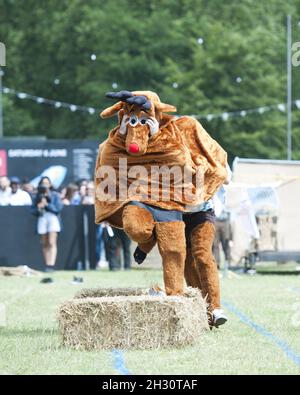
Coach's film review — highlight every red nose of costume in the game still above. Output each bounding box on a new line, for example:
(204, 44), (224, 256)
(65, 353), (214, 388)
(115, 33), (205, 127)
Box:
(129, 143), (140, 154)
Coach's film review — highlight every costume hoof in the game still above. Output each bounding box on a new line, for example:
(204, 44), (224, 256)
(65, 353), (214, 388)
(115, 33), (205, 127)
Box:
(133, 246), (147, 265)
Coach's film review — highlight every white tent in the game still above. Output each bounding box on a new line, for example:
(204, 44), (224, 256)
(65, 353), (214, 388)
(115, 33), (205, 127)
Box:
(227, 158), (300, 264)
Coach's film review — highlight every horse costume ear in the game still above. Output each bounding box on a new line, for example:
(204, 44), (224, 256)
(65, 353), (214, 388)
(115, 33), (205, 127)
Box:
(100, 90), (134, 118)
(100, 102), (124, 118)
(154, 102), (177, 113)
(100, 90), (176, 118)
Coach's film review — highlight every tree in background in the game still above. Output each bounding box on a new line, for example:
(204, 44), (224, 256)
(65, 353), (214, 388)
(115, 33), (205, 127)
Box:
(0, 0), (299, 161)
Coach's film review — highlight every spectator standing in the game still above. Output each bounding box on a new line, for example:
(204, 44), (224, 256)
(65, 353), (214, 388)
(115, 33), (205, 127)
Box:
(81, 181), (95, 205)
(212, 211), (231, 269)
(102, 224), (121, 271)
(114, 228), (132, 270)
(96, 223), (109, 269)
(0, 176), (11, 206)
(102, 225), (131, 271)
(62, 183), (80, 205)
(77, 179), (88, 202)
(9, 177), (32, 206)
(31, 176), (63, 272)
(21, 177), (35, 198)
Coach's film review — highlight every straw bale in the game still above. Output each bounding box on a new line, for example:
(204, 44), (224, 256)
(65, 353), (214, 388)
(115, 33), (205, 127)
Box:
(58, 287), (208, 350)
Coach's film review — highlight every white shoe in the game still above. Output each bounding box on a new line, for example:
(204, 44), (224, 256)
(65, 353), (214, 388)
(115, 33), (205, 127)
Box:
(212, 309), (228, 327)
(97, 260), (109, 269)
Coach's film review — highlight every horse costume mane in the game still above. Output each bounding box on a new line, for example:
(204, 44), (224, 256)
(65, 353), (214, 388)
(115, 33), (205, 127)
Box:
(95, 90), (228, 227)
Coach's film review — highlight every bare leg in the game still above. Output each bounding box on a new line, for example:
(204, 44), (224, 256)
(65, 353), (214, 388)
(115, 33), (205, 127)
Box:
(155, 221), (186, 295)
(47, 232), (58, 267)
(40, 234), (49, 266)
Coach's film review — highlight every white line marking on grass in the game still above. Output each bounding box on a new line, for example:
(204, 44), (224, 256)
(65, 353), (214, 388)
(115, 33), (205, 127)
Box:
(112, 349), (132, 375)
(223, 300), (300, 367)
(285, 286), (300, 294)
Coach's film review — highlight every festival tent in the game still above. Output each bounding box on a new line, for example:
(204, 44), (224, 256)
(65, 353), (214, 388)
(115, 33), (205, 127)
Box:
(225, 158), (300, 265)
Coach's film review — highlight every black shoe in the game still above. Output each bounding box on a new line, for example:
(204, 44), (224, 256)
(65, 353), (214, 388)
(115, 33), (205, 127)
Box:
(133, 246), (147, 265)
(40, 277), (54, 284)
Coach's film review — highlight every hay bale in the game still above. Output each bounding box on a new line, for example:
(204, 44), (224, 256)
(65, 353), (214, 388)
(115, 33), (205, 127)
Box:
(75, 287), (148, 299)
(58, 287), (208, 350)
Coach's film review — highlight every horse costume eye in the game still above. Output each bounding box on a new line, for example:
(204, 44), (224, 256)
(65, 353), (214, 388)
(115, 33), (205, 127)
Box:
(129, 116), (138, 126)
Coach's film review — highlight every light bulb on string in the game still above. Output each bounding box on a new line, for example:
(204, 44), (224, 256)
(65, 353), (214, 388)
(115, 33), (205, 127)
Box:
(222, 112), (229, 121)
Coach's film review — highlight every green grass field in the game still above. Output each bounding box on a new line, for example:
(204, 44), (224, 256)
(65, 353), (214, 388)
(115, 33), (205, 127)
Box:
(0, 268), (300, 375)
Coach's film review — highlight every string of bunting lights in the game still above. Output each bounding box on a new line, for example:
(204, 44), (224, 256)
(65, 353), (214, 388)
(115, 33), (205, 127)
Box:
(2, 86), (300, 122)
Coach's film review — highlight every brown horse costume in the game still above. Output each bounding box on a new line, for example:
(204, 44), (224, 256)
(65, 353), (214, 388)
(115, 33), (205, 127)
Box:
(95, 91), (228, 314)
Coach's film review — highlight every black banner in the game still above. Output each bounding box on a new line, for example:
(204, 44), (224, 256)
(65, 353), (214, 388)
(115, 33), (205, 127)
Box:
(0, 138), (101, 187)
(0, 205), (96, 270)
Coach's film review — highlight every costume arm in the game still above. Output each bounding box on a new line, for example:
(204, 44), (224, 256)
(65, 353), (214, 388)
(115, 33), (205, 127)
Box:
(191, 118), (228, 183)
(180, 116), (228, 200)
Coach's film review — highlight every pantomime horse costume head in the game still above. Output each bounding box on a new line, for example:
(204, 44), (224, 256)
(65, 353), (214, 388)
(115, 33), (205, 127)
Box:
(95, 90), (228, 322)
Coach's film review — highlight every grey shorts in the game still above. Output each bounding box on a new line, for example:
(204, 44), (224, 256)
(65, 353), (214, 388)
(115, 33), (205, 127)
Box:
(128, 201), (183, 222)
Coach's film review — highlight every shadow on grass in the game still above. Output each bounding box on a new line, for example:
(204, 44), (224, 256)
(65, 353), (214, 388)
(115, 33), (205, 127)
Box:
(257, 270), (300, 275)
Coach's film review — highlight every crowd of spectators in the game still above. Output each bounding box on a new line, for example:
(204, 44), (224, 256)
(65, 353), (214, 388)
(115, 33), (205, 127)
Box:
(0, 176), (32, 206)
(0, 175), (96, 207)
(0, 175), (131, 271)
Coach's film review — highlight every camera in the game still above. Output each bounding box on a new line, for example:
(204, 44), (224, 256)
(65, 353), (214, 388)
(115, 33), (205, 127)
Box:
(36, 185), (50, 214)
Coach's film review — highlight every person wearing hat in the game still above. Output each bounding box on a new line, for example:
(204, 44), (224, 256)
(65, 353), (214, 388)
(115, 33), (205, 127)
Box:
(9, 176), (32, 206)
